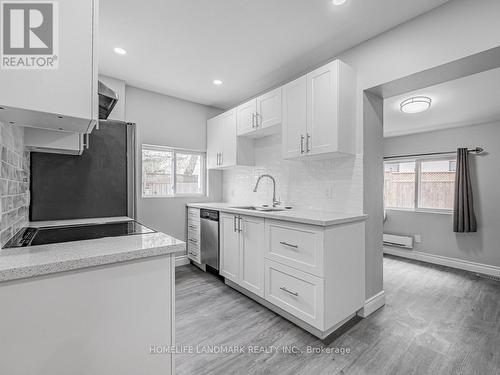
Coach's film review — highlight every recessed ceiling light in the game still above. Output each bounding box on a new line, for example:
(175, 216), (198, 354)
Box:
(332, 0), (347, 5)
(114, 47), (127, 55)
(400, 96), (432, 114)
(213, 79), (223, 86)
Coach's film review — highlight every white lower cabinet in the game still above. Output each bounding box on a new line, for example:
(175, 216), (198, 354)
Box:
(265, 219), (324, 277)
(265, 259), (324, 328)
(220, 212), (366, 338)
(186, 208), (201, 263)
(220, 213), (240, 283)
(239, 215), (265, 297)
(220, 213), (265, 297)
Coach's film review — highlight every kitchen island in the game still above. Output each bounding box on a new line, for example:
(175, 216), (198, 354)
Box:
(187, 203), (368, 339)
(0, 217), (184, 375)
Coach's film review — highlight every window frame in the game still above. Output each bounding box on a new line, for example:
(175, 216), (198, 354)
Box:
(384, 154), (456, 215)
(141, 144), (207, 198)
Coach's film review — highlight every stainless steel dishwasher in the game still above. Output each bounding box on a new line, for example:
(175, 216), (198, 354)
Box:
(200, 209), (219, 270)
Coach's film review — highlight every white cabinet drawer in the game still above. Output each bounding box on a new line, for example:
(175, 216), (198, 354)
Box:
(187, 248), (200, 263)
(187, 236), (199, 248)
(188, 226), (200, 239)
(187, 208), (200, 219)
(187, 221), (200, 231)
(265, 220), (324, 277)
(265, 259), (324, 329)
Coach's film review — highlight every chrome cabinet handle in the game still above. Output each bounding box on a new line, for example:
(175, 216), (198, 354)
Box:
(216, 153), (220, 165)
(280, 287), (299, 296)
(188, 225), (197, 229)
(300, 135), (305, 154)
(279, 241), (298, 249)
(255, 113), (260, 127)
(238, 216), (242, 232)
(234, 216), (238, 232)
(252, 113), (256, 128)
(306, 133), (311, 153)
(188, 238), (198, 243)
(220, 152), (223, 165)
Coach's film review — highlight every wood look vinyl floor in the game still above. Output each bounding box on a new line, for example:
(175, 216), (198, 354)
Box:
(175, 255), (500, 375)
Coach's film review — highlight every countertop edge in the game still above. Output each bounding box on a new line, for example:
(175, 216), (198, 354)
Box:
(186, 203), (368, 226)
(0, 242), (185, 283)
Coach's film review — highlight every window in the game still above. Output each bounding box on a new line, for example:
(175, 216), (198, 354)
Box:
(142, 145), (205, 197)
(384, 161), (416, 209)
(384, 157), (456, 212)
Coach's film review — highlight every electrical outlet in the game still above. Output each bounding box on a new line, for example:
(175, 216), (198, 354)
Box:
(414, 235), (422, 243)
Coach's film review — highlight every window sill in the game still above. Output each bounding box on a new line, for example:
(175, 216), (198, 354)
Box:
(141, 194), (207, 199)
(386, 208), (453, 216)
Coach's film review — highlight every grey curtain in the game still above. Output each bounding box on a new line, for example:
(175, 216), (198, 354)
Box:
(453, 148), (477, 232)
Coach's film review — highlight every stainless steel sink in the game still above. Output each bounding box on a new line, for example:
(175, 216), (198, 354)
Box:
(231, 206), (286, 212)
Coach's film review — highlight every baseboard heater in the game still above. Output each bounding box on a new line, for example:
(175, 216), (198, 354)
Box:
(383, 233), (414, 249)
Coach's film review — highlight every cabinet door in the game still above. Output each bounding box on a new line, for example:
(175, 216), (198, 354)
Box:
(306, 60), (339, 156)
(207, 116), (221, 169)
(236, 99), (257, 136)
(0, 0), (97, 125)
(256, 88), (282, 129)
(220, 109), (237, 168)
(282, 76), (307, 159)
(239, 215), (265, 297)
(220, 214), (240, 283)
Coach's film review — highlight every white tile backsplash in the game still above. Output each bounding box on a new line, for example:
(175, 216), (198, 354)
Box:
(222, 134), (363, 213)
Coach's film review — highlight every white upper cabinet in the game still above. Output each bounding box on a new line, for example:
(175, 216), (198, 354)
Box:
(0, 0), (98, 133)
(24, 127), (85, 155)
(256, 87), (282, 130)
(220, 109), (237, 168)
(236, 99), (257, 136)
(236, 88), (282, 138)
(282, 76), (307, 159)
(283, 60), (356, 159)
(208, 59), (355, 168)
(207, 109), (253, 170)
(206, 116), (222, 169)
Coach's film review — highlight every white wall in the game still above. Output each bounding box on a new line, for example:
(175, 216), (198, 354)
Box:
(384, 121), (500, 268)
(332, 0), (500, 299)
(125, 86), (223, 245)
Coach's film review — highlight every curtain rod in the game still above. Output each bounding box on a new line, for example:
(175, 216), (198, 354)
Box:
(384, 147), (484, 160)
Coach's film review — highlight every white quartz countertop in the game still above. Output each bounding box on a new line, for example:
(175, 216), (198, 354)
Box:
(187, 203), (367, 226)
(0, 217), (185, 283)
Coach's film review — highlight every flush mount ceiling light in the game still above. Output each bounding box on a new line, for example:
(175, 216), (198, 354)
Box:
(113, 47), (127, 55)
(400, 96), (432, 114)
(332, 0), (347, 5)
(213, 79), (223, 86)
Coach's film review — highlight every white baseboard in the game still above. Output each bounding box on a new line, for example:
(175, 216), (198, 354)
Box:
(384, 246), (500, 278)
(175, 255), (190, 267)
(357, 290), (385, 318)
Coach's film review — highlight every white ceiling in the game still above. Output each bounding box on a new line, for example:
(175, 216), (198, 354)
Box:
(99, 0), (450, 109)
(384, 67), (500, 137)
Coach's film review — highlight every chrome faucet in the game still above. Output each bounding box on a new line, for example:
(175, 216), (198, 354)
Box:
(253, 174), (280, 207)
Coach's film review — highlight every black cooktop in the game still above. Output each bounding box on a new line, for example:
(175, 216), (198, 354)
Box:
(4, 221), (156, 248)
